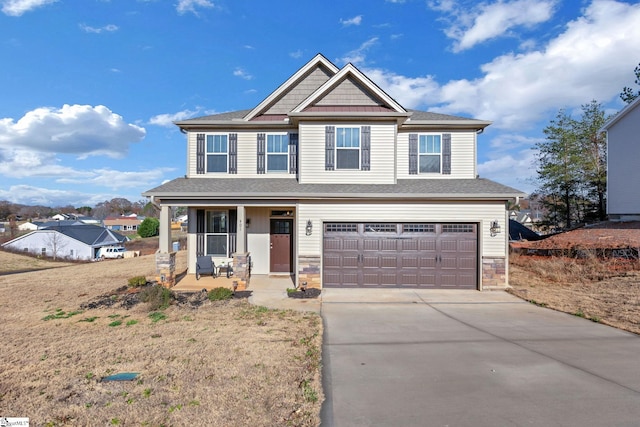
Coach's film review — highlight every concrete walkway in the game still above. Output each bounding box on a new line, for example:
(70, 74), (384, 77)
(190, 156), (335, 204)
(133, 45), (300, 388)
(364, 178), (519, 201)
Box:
(320, 289), (640, 427)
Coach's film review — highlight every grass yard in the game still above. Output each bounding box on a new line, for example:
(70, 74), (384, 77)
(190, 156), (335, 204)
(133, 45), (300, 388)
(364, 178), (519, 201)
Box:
(0, 251), (323, 426)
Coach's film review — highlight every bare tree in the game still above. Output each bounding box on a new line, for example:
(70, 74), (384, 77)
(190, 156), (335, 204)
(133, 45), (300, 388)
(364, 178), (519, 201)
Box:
(44, 230), (68, 260)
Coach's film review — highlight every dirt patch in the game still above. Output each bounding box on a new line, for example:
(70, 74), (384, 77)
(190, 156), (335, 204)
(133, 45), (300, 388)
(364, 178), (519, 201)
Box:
(508, 221), (640, 335)
(288, 288), (322, 299)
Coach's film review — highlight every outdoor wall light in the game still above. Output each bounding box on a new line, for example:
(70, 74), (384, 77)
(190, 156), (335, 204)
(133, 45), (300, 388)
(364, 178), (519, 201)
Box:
(306, 220), (313, 236)
(489, 220), (501, 237)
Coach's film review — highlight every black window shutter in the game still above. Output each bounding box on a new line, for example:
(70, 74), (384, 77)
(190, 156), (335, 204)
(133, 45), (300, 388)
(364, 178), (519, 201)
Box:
(196, 133), (205, 174)
(361, 126), (371, 171)
(325, 126), (335, 170)
(289, 133), (298, 175)
(442, 133), (451, 175)
(229, 133), (238, 174)
(257, 133), (266, 174)
(408, 134), (418, 175)
(196, 209), (205, 256)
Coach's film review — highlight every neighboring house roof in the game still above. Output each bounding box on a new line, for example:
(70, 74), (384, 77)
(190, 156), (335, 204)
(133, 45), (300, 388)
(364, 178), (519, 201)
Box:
(40, 220), (86, 228)
(509, 219), (542, 241)
(2, 225), (128, 249)
(600, 96), (640, 131)
(144, 178), (524, 201)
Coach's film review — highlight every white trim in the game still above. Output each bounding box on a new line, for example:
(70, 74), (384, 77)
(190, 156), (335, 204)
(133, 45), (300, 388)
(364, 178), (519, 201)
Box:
(600, 96), (640, 131)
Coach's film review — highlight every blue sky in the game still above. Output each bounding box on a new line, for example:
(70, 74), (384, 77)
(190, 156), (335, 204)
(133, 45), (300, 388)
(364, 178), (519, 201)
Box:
(1, 0), (639, 207)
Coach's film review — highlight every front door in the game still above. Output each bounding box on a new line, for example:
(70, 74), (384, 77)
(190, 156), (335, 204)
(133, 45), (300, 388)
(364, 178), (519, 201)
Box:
(270, 219), (292, 273)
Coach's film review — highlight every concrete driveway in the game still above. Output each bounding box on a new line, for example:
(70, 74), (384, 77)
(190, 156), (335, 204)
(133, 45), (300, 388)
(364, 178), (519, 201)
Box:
(319, 289), (640, 426)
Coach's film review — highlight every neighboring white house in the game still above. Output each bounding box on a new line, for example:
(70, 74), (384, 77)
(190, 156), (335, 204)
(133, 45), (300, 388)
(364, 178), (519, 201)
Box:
(2, 225), (128, 260)
(601, 96), (640, 221)
(143, 54), (524, 290)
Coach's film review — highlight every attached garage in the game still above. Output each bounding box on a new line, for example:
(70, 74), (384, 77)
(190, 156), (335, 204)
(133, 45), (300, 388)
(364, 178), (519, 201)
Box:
(323, 222), (478, 289)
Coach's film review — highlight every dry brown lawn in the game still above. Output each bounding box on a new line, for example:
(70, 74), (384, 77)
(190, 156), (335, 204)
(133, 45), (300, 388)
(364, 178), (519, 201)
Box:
(0, 250), (323, 426)
(509, 253), (640, 335)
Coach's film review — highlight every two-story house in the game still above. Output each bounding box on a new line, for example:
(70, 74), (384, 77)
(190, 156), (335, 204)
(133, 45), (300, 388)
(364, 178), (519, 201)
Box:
(143, 54), (524, 290)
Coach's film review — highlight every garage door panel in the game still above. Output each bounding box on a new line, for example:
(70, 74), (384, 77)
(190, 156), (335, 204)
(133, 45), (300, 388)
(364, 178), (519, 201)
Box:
(323, 222), (477, 289)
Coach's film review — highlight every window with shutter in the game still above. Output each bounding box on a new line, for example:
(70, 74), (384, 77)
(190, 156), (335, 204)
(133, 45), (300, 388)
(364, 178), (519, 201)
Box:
(266, 134), (289, 172)
(257, 133), (266, 174)
(206, 135), (228, 173)
(229, 133), (238, 174)
(361, 126), (370, 171)
(196, 134), (205, 174)
(325, 126), (335, 170)
(408, 134), (418, 175)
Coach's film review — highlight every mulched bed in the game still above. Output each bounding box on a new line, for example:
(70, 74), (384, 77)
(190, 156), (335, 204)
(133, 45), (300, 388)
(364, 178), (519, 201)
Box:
(80, 284), (252, 310)
(287, 288), (321, 299)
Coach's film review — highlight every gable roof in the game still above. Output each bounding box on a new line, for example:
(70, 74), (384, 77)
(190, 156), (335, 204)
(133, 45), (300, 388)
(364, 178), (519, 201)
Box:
(1, 225), (128, 249)
(244, 53), (339, 121)
(174, 53), (489, 130)
(600, 96), (640, 131)
(291, 62), (407, 116)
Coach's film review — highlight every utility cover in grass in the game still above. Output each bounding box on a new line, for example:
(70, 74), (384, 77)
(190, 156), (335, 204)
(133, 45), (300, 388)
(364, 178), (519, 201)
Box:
(102, 372), (139, 382)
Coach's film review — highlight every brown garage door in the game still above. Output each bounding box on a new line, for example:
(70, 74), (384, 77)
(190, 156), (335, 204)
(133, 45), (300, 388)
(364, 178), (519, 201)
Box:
(323, 223), (477, 288)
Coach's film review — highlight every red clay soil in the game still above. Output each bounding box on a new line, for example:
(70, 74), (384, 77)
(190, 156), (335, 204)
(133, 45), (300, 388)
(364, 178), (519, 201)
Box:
(511, 221), (640, 251)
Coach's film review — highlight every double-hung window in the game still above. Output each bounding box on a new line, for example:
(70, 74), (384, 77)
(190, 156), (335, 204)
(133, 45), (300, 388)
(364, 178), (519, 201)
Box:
(205, 210), (228, 256)
(336, 127), (360, 169)
(267, 134), (289, 172)
(419, 134), (441, 173)
(206, 135), (228, 173)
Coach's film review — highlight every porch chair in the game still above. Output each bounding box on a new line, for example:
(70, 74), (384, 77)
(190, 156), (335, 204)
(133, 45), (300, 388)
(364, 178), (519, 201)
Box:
(196, 256), (216, 280)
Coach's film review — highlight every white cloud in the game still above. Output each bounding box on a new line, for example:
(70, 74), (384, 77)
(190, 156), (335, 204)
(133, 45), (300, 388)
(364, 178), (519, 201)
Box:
(361, 68), (440, 109)
(233, 67), (253, 80)
(338, 37), (379, 66)
(58, 168), (175, 190)
(148, 109), (200, 127)
(1, 0), (57, 16)
(0, 104), (146, 159)
(435, 0), (640, 129)
(289, 50), (304, 59)
(433, 0), (556, 52)
(340, 15), (363, 26)
(176, 0), (214, 16)
(79, 23), (119, 34)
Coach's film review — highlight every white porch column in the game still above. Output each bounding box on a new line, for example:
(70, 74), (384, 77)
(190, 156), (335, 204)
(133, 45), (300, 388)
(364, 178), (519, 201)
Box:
(159, 205), (172, 253)
(236, 205), (246, 253)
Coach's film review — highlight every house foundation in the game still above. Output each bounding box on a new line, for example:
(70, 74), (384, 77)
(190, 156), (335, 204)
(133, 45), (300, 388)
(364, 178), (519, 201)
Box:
(298, 255), (321, 289)
(481, 257), (507, 290)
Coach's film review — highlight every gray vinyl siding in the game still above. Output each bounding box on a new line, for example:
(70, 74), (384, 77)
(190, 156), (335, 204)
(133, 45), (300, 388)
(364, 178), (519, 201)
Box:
(299, 122), (396, 184)
(263, 66), (334, 115)
(607, 104), (640, 216)
(315, 76), (381, 106)
(297, 201), (507, 257)
(397, 131), (477, 179)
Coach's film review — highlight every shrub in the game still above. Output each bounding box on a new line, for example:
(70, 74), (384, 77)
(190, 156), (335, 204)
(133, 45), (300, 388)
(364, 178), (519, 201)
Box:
(127, 276), (147, 287)
(208, 287), (233, 301)
(138, 217), (160, 238)
(139, 285), (172, 310)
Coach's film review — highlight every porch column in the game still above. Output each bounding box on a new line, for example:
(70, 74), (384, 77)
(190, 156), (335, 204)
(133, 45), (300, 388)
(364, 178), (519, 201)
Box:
(159, 205), (172, 253)
(236, 205), (246, 253)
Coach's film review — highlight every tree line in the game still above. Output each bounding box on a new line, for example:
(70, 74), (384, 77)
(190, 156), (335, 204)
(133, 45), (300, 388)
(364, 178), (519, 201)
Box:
(0, 197), (159, 222)
(533, 62), (639, 231)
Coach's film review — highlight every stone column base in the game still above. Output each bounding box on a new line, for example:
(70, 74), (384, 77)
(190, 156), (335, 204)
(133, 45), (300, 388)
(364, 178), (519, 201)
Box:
(298, 255), (321, 289)
(155, 252), (176, 288)
(482, 257), (507, 290)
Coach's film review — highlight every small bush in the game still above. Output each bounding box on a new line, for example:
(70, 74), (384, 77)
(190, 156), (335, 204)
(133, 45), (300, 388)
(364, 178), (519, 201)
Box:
(208, 287), (233, 301)
(139, 285), (172, 311)
(128, 276), (147, 287)
(149, 312), (167, 323)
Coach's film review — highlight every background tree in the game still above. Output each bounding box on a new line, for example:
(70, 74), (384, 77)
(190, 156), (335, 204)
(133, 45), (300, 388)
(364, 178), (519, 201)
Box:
(138, 217), (160, 238)
(575, 100), (608, 221)
(620, 62), (640, 104)
(535, 109), (582, 229)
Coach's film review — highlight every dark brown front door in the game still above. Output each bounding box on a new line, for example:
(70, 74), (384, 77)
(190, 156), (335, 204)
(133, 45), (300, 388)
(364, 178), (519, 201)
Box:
(270, 219), (292, 273)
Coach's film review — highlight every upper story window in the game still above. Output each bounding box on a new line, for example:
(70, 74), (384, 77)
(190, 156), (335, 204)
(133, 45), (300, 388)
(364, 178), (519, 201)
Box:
(419, 134), (441, 173)
(206, 135), (228, 173)
(336, 127), (360, 169)
(267, 134), (289, 172)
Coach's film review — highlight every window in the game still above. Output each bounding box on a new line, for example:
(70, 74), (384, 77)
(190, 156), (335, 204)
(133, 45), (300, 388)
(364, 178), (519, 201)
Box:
(336, 127), (360, 169)
(206, 135), (228, 173)
(205, 211), (228, 256)
(267, 134), (289, 172)
(419, 134), (441, 173)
